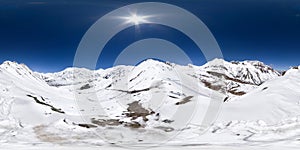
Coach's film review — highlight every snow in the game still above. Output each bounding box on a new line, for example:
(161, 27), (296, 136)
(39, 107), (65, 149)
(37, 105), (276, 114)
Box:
(0, 59), (299, 149)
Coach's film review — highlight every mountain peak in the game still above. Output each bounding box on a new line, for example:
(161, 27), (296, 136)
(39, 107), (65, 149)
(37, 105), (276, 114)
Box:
(283, 66), (300, 76)
(134, 59), (175, 68)
(1, 60), (19, 66)
(137, 58), (167, 65)
(0, 60), (32, 72)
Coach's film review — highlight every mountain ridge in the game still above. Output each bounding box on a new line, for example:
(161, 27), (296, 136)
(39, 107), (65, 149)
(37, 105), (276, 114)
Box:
(1, 58), (300, 147)
(0, 58), (283, 96)
(0, 58), (288, 74)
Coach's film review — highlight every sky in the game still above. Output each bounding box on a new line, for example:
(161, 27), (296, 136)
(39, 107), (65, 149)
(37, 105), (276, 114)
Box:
(0, 0), (299, 72)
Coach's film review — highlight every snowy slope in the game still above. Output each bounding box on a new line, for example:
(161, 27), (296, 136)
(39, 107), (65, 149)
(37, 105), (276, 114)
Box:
(0, 59), (299, 149)
(206, 67), (300, 145)
(218, 68), (300, 123)
(196, 59), (280, 96)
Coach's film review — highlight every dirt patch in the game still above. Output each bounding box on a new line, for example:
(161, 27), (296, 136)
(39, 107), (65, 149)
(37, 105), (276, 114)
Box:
(124, 101), (155, 121)
(33, 125), (66, 143)
(201, 80), (223, 91)
(91, 118), (122, 127)
(89, 118), (146, 129)
(89, 103), (153, 129)
(124, 121), (144, 128)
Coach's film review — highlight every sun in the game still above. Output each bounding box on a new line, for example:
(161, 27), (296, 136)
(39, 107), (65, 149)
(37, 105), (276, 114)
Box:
(122, 13), (150, 25)
(128, 14), (145, 25)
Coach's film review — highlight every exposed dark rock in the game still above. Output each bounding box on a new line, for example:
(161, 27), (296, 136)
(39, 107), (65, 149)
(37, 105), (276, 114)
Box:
(105, 84), (112, 88)
(207, 71), (257, 85)
(228, 90), (246, 96)
(79, 84), (91, 90)
(26, 95), (65, 114)
(78, 123), (97, 128)
(175, 96), (193, 105)
(170, 91), (183, 96)
(129, 71), (145, 82)
(110, 87), (151, 94)
(162, 119), (174, 124)
(223, 96), (229, 102)
(168, 95), (178, 99)
(231, 61), (239, 65)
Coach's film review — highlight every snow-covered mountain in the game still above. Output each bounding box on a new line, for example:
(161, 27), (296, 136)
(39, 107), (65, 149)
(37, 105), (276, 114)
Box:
(0, 59), (299, 149)
(192, 59), (280, 96)
(41, 58), (281, 96)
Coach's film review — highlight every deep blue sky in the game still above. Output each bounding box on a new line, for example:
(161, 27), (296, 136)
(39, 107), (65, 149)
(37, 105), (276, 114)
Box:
(0, 0), (299, 72)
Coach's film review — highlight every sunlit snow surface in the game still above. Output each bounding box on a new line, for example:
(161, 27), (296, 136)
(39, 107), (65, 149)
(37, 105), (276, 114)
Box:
(0, 59), (300, 149)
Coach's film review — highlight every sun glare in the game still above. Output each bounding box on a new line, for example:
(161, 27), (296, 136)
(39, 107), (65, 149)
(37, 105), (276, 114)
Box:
(124, 14), (149, 25)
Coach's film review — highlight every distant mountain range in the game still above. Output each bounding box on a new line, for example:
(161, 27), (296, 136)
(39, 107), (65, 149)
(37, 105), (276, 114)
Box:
(0, 59), (300, 148)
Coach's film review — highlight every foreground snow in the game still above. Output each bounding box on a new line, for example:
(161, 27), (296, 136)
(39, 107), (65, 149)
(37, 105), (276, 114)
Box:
(1, 143), (299, 150)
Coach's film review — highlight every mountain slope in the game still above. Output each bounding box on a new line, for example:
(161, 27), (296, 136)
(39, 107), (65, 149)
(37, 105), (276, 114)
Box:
(0, 59), (299, 148)
(196, 59), (280, 96)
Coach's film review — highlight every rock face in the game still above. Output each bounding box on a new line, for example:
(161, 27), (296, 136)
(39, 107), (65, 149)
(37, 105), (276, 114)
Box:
(189, 59), (280, 95)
